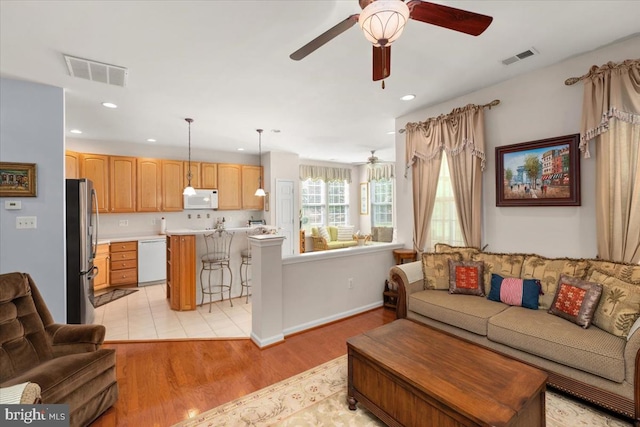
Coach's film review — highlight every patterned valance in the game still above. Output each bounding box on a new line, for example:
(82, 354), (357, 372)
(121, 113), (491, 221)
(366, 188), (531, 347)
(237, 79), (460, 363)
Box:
(299, 165), (352, 183)
(367, 163), (395, 181)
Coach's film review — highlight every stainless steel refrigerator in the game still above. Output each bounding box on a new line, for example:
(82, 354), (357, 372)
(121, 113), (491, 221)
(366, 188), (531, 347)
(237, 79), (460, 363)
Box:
(66, 178), (99, 324)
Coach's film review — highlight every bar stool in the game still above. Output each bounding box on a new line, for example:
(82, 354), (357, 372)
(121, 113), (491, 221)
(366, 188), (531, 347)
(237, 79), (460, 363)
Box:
(200, 230), (234, 311)
(239, 227), (265, 304)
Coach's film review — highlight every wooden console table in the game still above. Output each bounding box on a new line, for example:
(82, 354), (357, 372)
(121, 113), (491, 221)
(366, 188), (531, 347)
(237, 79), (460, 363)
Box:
(347, 320), (547, 427)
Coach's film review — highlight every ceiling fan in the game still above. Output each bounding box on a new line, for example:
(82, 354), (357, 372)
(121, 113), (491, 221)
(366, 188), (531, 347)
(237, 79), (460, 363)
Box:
(354, 150), (388, 166)
(290, 0), (493, 86)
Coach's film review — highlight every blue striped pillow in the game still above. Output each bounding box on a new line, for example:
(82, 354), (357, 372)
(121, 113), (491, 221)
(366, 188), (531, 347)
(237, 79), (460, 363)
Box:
(488, 274), (542, 310)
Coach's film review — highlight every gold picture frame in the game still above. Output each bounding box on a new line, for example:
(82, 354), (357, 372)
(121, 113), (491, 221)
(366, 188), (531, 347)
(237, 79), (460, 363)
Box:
(0, 162), (37, 197)
(360, 182), (368, 215)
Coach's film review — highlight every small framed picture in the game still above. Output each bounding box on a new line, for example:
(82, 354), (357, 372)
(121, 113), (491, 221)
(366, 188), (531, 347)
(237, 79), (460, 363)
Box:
(496, 134), (580, 207)
(0, 162), (37, 197)
(360, 182), (369, 215)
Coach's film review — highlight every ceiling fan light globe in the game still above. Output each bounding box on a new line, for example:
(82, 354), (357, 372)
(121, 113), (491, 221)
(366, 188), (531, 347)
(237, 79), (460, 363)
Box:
(359, 0), (410, 46)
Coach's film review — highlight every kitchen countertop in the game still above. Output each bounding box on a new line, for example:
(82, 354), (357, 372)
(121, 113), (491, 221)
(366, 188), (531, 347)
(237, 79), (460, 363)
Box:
(97, 234), (167, 245)
(98, 226), (277, 244)
(165, 226), (277, 236)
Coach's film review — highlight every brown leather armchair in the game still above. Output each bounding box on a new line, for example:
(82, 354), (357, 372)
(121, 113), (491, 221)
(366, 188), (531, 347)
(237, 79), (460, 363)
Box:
(0, 272), (118, 426)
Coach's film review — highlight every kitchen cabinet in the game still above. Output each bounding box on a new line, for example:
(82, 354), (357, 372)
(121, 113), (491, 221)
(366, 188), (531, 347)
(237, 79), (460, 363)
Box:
(200, 162), (218, 188)
(94, 243), (110, 291)
(241, 165), (264, 210)
(183, 161), (200, 189)
(80, 153), (110, 213)
(110, 241), (138, 286)
(65, 150), (81, 179)
(162, 160), (184, 211)
(109, 156), (137, 212)
(217, 163), (242, 210)
(137, 158), (162, 212)
(166, 235), (196, 311)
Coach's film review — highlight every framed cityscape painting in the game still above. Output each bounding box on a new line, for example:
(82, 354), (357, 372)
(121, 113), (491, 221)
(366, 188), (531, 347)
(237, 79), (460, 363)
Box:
(495, 134), (580, 207)
(0, 162), (37, 197)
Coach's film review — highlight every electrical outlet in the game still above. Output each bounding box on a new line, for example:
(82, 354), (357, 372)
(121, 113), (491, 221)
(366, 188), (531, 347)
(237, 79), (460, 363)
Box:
(16, 216), (37, 229)
(197, 214), (201, 219)
(187, 214), (192, 219)
(119, 220), (128, 227)
(348, 278), (353, 289)
(206, 213), (210, 219)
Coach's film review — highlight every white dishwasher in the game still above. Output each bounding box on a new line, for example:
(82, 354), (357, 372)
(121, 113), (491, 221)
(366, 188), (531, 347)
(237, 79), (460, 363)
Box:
(138, 238), (167, 286)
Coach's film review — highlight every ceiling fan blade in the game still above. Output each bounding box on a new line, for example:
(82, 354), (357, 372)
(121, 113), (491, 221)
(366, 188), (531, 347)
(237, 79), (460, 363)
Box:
(290, 15), (358, 61)
(372, 46), (391, 81)
(408, 1), (493, 36)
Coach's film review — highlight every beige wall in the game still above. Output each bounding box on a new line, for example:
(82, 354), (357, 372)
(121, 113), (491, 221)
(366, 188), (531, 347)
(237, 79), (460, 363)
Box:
(394, 35), (639, 258)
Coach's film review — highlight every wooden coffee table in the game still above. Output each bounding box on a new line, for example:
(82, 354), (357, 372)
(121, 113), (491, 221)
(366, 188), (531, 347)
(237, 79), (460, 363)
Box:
(347, 319), (547, 427)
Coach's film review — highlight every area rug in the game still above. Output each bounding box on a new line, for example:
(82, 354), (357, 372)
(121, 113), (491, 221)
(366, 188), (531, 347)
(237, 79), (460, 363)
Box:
(92, 288), (138, 308)
(173, 355), (632, 427)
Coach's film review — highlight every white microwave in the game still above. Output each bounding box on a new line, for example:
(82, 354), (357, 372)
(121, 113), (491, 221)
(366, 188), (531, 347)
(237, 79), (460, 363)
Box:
(184, 189), (218, 210)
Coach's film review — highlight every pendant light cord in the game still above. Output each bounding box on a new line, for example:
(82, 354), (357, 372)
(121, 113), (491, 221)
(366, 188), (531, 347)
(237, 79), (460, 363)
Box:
(186, 118), (193, 184)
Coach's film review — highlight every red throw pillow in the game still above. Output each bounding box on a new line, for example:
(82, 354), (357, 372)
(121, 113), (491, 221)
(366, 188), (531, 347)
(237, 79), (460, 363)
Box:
(448, 260), (485, 296)
(548, 274), (603, 328)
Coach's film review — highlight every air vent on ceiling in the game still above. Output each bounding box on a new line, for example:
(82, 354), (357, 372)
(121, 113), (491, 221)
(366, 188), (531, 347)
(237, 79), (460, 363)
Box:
(63, 54), (128, 87)
(501, 48), (539, 66)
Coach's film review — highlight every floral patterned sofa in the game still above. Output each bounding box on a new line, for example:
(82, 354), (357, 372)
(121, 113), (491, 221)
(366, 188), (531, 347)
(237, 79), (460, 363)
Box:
(389, 243), (640, 425)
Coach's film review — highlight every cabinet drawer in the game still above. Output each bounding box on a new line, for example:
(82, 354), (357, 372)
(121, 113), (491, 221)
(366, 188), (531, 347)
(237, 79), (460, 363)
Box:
(111, 259), (137, 270)
(111, 250), (137, 262)
(111, 241), (137, 252)
(109, 268), (138, 285)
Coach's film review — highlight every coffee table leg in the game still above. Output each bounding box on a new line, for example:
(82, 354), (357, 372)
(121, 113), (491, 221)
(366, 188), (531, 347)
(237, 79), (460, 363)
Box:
(347, 395), (358, 410)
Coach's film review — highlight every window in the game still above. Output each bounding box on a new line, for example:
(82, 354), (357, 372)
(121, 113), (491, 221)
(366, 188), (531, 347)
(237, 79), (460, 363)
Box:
(430, 153), (464, 248)
(370, 179), (393, 227)
(301, 179), (349, 230)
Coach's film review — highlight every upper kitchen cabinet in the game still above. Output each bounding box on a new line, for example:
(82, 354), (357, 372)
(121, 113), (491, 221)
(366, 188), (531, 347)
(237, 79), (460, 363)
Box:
(241, 165), (264, 210)
(80, 153), (109, 213)
(65, 150), (80, 179)
(201, 162), (218, 189)
(109, 156), (137, 212)
(163, 160), (184, 211)
(217, 163), (242, 210)
(137, 158), (162, 212)
(183, 161), (200, 189)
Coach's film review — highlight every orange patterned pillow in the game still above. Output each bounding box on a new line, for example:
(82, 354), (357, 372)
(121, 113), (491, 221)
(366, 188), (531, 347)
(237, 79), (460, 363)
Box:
(448, 260), (485, 296)
(548, 275), (603, 328)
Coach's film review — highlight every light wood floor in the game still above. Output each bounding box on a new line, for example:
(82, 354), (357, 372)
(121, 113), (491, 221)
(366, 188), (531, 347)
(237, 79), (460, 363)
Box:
(91, 307), (396, 427)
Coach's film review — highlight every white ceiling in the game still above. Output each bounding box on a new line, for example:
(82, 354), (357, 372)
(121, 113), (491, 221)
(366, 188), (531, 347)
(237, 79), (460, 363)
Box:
(1, 1), (639, 164)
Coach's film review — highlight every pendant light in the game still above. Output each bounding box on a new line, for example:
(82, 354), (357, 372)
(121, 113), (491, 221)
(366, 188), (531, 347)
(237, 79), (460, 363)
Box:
(183, 118), (196, 196)
(254, 129), (266, 197)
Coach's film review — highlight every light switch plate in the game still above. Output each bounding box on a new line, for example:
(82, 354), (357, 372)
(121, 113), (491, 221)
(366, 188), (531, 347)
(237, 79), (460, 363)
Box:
(16, 216), (37, 229)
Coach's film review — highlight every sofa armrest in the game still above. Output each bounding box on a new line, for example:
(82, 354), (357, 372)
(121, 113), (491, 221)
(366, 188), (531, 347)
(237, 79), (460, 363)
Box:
(390, 261), (424, 319)
(311, 235), (329, 251)
(46, 323), (106, 357)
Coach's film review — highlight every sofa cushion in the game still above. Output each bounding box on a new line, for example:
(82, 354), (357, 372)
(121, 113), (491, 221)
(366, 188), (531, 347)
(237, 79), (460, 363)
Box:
(434, 243), (480, 260)
(448, 260), (485, 296)
(589, 269), (640, 338)
(326, 240), (358, 249)
(547, 275), (603, 328)
(488, 307), (625, 383)
(409, 290), (508, 336)
(422, 252), (463, 290)
(471, 252), (526, 294)
(336, 225), (354, 241)
(521, 255), (591, 309)
(586, 259), (640, 283)
(317, 226), (331, 241)
(488, 274), (542, 310)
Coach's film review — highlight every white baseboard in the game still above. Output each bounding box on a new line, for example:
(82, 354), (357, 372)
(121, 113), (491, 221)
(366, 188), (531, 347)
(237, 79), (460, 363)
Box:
(250, 331), (285, 348)
(282, 301), (384, 337)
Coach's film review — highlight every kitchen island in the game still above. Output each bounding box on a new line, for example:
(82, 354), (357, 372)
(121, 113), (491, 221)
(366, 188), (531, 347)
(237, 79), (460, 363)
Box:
(165, 227), (273, 311)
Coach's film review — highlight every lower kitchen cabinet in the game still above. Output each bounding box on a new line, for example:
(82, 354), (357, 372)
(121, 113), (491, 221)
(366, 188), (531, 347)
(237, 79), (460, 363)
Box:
(166, 235), (196, 311)
(110, 241), (138, 286)
(93, 243), (110, 291)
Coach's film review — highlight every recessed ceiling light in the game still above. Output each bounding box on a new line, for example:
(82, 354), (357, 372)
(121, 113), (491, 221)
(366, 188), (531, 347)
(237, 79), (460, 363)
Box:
(146, 138), (156, 142)
(401, 94), (415, 101)
(387, 131), (396, 135)
(271, 129), (281, 133)
(70, 129), (82, 134)
(237, 148), (245, 151)
(101, 102), (118, 108)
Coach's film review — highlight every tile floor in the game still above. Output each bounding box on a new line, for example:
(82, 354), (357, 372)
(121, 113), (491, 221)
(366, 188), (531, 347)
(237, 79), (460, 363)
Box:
(93, 283), (252, 341)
